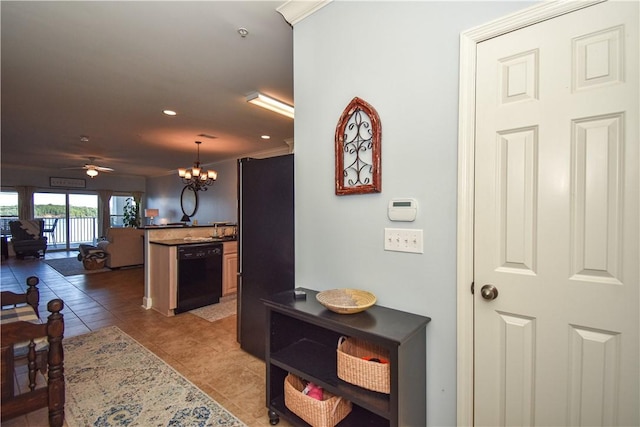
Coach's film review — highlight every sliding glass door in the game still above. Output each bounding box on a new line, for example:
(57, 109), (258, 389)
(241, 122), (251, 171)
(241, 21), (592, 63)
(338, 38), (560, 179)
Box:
(34, 192), (98, 250)
(0, 190), (18, 235)
(69, 194), (99, 248)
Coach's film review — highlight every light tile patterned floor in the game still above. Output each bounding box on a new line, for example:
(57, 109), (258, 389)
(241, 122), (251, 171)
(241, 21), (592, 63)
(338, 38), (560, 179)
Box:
(0, 251), (292, 427)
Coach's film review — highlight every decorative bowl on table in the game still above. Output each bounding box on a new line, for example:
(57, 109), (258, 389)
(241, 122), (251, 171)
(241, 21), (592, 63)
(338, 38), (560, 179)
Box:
(316, 289), (377, 314)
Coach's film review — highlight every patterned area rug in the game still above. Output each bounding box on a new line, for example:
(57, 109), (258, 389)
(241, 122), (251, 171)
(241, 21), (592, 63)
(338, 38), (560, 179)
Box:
(64, 326), (246, 427)
(44, 257), (110, 276)
(189, 294), (237, 322)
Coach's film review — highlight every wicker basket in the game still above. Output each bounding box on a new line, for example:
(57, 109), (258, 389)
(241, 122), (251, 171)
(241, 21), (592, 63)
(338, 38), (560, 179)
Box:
(337, 336), (390, 394)
(83, 257), (106, 270)
(284, 374), (352, 427)
(316, 289), (376, 314)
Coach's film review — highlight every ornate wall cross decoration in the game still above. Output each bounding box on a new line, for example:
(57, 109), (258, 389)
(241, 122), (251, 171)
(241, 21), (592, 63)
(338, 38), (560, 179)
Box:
(334, 97), (382, 195)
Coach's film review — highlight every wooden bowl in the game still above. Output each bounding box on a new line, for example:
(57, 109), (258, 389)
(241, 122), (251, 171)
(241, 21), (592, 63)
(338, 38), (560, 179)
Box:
(316, 289), (377, 314)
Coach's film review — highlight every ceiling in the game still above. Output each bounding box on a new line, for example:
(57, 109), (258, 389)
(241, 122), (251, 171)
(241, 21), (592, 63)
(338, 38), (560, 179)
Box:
(1, 1), (294, 179)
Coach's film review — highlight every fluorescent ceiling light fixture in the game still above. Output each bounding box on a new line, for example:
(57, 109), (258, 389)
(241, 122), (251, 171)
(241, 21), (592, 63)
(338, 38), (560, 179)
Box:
(246, 92), (294, 119)
(261, 135), (271, 140)
(163, 109), (177, 116)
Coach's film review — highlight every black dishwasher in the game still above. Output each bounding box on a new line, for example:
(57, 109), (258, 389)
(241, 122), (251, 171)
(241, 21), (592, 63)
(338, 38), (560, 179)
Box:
(175, 243), (223, 314)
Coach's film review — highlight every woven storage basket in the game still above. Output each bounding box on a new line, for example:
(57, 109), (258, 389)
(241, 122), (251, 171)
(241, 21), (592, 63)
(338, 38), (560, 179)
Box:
(83, 257), (105, 270)
(284, 374), (352, 427)
(337, 336), (390, 394)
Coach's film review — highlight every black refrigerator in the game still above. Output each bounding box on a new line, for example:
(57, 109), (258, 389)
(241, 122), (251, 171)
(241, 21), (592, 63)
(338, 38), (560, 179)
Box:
(237, 155), (294, 360)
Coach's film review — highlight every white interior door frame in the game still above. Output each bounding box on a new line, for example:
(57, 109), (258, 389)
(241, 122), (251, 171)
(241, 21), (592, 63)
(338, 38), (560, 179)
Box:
(455, 1), (605, 424)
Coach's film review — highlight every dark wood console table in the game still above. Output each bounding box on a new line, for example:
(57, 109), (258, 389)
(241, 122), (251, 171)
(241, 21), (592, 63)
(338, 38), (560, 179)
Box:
(263, 288), (431, 427)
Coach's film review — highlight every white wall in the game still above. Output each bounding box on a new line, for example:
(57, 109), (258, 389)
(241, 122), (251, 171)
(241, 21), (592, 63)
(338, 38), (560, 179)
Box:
(293, 2), (536, 425)
(3, 149), (290, 226)
(1, 164), (145, 193)
(145, 159), (239, 225)
(145, 146), (291, 225)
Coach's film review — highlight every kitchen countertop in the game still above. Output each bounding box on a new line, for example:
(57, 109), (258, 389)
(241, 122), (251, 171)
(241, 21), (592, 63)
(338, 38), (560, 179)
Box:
(149, 236), (237, 246)
(142, 223), (235, 230)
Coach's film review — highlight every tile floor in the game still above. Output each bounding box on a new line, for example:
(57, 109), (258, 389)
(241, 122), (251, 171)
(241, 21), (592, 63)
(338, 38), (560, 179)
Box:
(1, 251), (292, 427)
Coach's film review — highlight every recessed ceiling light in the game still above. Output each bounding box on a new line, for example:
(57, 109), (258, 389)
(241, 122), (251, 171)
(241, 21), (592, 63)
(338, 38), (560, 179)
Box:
(261, 135), (271, 140)
(163, 110), (177, 116)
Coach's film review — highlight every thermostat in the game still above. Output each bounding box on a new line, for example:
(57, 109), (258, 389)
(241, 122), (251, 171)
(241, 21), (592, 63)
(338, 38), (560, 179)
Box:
(388, 198), (417, 222)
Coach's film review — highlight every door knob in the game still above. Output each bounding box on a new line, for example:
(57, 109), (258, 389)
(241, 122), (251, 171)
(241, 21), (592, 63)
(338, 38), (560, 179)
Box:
(481, 284), (498, 300)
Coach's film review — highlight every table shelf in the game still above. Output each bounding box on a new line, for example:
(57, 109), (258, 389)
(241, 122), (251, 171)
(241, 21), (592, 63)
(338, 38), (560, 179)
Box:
(264, 288), (430, 427)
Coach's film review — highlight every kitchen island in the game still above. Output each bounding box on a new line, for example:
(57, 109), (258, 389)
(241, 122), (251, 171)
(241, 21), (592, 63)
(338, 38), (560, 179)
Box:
(142, 224), (237, 315)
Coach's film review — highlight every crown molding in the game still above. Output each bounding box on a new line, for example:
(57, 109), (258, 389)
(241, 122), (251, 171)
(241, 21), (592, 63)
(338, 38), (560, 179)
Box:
(277, 0), (332, 26)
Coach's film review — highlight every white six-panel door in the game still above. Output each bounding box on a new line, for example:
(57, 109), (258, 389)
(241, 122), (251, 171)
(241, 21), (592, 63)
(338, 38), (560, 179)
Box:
(474, 1), (638, 425)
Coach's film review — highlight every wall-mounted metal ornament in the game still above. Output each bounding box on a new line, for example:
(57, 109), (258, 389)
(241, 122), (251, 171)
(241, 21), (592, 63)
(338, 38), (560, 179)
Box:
(334, 97), (381, 195)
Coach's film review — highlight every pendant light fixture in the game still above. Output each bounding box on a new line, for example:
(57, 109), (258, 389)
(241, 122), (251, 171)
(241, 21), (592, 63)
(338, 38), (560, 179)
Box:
(178, 141), (217, 191)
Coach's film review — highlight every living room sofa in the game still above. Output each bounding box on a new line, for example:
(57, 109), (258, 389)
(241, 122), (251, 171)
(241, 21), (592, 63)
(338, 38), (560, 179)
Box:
(97, 227), (144, 268)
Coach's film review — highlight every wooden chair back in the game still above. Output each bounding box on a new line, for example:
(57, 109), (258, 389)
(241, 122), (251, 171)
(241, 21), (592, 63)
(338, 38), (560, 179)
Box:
(1, 276), (40, 317)
(0, 298), (65, 427)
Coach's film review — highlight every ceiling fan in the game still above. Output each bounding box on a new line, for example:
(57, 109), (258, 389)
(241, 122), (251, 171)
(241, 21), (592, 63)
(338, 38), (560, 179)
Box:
(64, 157), (114, 178)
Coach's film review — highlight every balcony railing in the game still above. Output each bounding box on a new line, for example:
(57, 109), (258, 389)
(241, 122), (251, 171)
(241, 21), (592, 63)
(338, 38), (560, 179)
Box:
(1, 216), (99, 249)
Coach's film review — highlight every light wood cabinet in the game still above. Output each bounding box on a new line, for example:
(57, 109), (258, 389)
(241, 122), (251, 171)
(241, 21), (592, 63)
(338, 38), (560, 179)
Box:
(223, 241), (238, 296)
(148, 243), (177, 316)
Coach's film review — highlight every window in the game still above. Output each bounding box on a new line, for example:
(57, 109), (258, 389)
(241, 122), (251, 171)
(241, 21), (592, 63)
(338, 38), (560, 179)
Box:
(110, 195), (136, 227)
(33, 192), (98, 249)
(0, 190), (18, 234)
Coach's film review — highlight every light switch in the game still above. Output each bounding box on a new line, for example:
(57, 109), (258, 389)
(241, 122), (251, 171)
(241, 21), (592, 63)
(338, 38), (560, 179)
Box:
(384, 228), (423, 253)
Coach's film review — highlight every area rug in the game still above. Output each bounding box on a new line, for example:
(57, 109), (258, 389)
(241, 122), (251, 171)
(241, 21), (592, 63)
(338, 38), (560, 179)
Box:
(64, 326), (246, 427)
(189, 294), (237, 322)
(44, 257), (110, 276)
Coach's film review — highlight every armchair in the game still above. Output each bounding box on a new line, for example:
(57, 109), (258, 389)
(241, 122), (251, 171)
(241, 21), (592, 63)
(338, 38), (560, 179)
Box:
(9, 220), (48, 259)
(96, 227), (144, 268)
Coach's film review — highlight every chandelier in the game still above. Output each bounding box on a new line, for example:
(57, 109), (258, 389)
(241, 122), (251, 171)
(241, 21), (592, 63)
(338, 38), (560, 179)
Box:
(178, 141), (217, 191)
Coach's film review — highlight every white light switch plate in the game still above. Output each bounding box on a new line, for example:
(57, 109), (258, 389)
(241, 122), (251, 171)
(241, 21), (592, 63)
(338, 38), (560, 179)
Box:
(384, 228), (423, 253)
